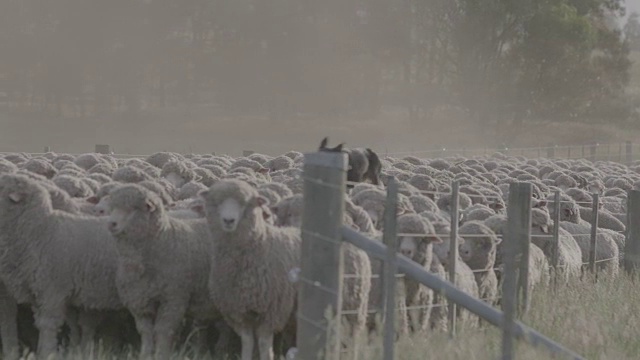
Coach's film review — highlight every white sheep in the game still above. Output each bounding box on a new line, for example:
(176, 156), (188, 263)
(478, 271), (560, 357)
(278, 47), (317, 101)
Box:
(106, 184), (223, 360)
(200, 179), (301, 360)
(0, 174), (122, 358)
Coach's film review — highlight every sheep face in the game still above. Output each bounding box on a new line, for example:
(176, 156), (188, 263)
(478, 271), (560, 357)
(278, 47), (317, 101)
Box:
(458, 221), (500, 270)
(93, 196), (111, 217)
(106, 185), (164, 238)
(200, 179), (267, 234)
(398, 236), (418, 259)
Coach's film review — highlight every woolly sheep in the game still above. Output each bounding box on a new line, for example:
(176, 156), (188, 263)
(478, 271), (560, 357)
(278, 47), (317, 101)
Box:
(264, 156), (294, 172)
(112, 166), (153, 183)
(483, 213), (552, 290)
(53, 175), (94, 198)
(177, 181), (209, 201)
(458, 221), (501, 305)
(193, 167), (218, 187)
(74, 153), (103, 170)
(145, 152), (183, 169)
(106, 184), (222, 360)
(0, 174), (121, 358)
(22, 158), (57, 179)
(88, 173), (112, 184)
(200, 179), (302, 360)
(395, 214), (443, 332)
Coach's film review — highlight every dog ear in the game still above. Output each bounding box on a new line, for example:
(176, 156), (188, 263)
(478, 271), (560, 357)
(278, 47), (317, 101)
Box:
(319, 137), (328, 149)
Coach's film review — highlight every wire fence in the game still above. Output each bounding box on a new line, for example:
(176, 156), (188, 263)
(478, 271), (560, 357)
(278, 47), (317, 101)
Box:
(291, 151), (640, 360)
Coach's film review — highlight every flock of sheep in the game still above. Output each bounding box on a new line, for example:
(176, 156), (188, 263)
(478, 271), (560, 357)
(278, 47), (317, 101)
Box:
(0, 141), (632, 360)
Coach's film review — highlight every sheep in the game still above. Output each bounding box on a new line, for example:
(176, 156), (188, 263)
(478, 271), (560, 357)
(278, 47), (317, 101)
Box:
(73, 153), (103, 170)
(161, 161), (200, 188)
(395, 214), (443, 333)
(53, 175), (94, 198)
(177, 181), (209, 201)
(88, 173), (112, 184)
(0, 160), (18, 174)
(146, 152), (183, 169)
(549, 196), (619, 274)
(431, 221), (479, 325)
(112, 166), (153, 183)
(137, 180), (174, 206)
(351, 188), (414, 230)
(106, 184), (222, 360)
(21, 158), (57, 179)
(578, 206), (626, 233)
(462, 204), (496, 223)
(199, 179), (301, 360)
(458, 221), (501, 305)
(264, 156), (294, 172)
(483, 213), (552, 289)
(193, 167), (218, 187)
(408, 194), (439, 214)
(0, 174), (122, 358)
(87, 163), (114, 177)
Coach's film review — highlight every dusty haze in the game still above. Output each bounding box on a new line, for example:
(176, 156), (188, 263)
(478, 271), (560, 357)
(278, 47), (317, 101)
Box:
(0, 1), (636, 156)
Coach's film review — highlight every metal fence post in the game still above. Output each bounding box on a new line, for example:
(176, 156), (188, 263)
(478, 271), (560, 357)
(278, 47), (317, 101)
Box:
(298, 151), (347, 360)
(589, 194), (599, 276)
(448, 181), (460, 337)
(502, 182), (532, 360)
(551, 191), (561, 287)
(624, 190), (640, 274)
(547, 144), (555, 159)
(382, 177), (399, 360)
(589, 144), (597, 163)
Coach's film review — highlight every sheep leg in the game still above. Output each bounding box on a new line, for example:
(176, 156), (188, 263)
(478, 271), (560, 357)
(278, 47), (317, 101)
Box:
(0, 283), (19, 360)
(133, 314), (154, 360)
(233, 325), (254, 360)
(66, 307), (81, 348)
(34, 302), (66, 359)
(256, 326), (274, 360)
(78, 310), (105, 352)
(153, 302), (187, 360)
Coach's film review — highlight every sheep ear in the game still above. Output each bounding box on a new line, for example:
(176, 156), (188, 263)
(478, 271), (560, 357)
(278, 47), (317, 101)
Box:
(8, 192), (22, 203)
(540, 225), (549, 234)
(145, 199), (157, 213)
(198, 189), (209, 199)
(86, 196), (99, 205)
(257, 167), (270, 175)
(254, 195), (269, 207)
(334, 143), (344, 152)
(262, 210), (271, 220)
(563, 208), (572, 216)
(190, 203), (205, 216)
(428, 235), (443, 244)
(536, 200), (547, 208)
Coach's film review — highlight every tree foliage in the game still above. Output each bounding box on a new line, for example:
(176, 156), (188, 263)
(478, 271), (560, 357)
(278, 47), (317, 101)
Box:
(0, 0), (633, 123)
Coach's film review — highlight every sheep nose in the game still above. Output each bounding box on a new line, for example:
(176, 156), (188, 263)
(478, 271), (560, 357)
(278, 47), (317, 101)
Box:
(223, 218), (235, 226)
(400, 249), (413, 258)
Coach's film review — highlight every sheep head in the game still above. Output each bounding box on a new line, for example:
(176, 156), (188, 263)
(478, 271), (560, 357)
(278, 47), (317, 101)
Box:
(106, 184), (164, 238)
(458, 221), (501, 271)
(0, 174), (52, 216)
(396, 214), (442, 264)
(200, 179), (267, 233)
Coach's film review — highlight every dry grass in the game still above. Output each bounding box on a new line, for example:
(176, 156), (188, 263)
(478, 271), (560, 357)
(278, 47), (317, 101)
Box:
(20, 272), (640, 359)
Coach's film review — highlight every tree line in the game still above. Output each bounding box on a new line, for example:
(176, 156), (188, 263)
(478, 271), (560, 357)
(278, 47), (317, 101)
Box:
(0, 0), (635, 126)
